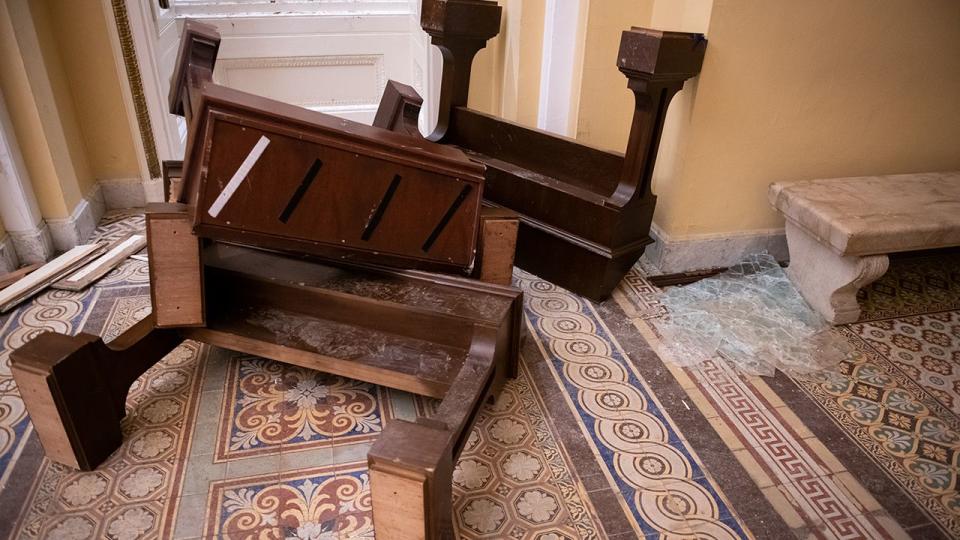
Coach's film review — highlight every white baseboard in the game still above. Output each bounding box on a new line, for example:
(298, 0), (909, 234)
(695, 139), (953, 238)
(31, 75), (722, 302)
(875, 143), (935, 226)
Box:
(0, 234), (18, 274)
(641, 223), (788, 275)
(143, 178), (164, 203)
(46, 184), (105, 251)
(101, 177), (148, 209)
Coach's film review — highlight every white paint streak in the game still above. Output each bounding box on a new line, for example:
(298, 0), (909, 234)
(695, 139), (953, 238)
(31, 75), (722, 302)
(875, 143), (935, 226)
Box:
(207, 136), (270, 218)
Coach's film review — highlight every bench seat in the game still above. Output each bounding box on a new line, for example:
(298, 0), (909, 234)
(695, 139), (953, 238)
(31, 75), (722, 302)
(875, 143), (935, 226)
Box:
(769, 171), (960, 324)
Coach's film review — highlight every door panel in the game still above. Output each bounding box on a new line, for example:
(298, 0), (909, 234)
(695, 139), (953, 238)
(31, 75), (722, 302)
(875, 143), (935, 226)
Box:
(211, 15), (414, 124)
(126, 0), (427, 163)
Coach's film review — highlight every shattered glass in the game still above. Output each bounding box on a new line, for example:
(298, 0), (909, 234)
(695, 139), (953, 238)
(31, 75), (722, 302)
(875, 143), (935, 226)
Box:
(651, 253), (854, 377)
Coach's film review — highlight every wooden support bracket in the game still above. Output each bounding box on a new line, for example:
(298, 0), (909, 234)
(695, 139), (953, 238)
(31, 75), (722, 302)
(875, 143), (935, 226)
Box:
(419, 0), (502, 141)
(10, 315), (182, 470)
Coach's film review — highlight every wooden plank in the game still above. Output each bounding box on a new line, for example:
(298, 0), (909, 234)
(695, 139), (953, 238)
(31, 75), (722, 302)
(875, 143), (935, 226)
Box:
(369, 468), (427, 540)
(52, 234), (146, 291)
(0, 244), (104, 313)
(147, 210), (204, 327)
(477, 208), (518, 286)
(0, 263), (42, 291)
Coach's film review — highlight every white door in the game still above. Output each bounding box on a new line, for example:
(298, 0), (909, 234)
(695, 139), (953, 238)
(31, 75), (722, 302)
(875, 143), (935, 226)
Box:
(122, 0), (435, 166)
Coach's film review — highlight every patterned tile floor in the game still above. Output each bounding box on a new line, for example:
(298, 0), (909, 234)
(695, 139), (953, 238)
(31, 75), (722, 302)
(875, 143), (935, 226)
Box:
(0, 212), (958, 539)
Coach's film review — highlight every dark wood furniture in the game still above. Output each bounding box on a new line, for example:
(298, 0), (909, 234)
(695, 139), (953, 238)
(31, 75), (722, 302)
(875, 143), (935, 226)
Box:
(182, 84), (485, 273)
(12, 206), (521, 540)
(375, 0), (708, 299)
(11, 20), (524, 540)
(171, 24), (486, 274)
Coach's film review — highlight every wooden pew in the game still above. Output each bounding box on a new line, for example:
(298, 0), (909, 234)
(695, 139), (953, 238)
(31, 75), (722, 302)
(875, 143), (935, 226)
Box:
(375, 0), (708, 299)
(11, 20), (524, 540)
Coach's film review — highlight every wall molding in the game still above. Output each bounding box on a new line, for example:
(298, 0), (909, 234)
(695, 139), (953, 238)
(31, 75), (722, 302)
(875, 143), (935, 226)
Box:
(101, 177), (149, 209)
(107, 0), (161, 179)
(0, 234), (19, 274)
(171, 1), (411, 18)
(8, 223), (54, 265)
(46, 185), (106, 252)
(641, 223), (789, 275)
(216, 54), (386, 110)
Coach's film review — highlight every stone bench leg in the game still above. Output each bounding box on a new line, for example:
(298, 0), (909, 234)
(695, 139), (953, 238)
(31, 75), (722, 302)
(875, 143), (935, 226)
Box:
(785, 221), (889, 324)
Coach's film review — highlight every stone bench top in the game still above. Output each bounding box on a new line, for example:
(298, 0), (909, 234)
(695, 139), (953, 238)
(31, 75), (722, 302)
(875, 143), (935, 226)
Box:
(769, 171), (960, 256)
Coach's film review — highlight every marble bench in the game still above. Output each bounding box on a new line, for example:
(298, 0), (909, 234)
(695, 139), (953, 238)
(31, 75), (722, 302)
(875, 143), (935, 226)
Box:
(769, 171), (960, 324)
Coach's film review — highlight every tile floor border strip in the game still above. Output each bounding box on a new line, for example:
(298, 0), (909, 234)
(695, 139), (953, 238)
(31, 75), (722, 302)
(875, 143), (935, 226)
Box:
(0, 430), (43, 539)
(616, 268), (916, 539)
(518, 271), (749, 539)
(688, 358), (894, 538)
(162, 341), (213, 538)
(599, 291), (802, 539)
(517, 334), (641, 537)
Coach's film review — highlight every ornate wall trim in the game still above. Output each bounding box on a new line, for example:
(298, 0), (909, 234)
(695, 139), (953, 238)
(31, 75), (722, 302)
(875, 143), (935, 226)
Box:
(215, 55), (386, 110)
(109, 0), (161, 179)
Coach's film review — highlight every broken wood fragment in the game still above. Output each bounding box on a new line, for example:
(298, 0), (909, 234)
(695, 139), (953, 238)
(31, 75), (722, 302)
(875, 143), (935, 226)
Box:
(0, 244), (105, 313)
(0, 263), (43, 292)
(52, 234), (147, 291)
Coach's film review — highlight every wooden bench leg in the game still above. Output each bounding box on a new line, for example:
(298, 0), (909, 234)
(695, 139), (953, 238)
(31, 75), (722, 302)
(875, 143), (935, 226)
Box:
(369, 328), (499, 539)
(10, 315), (183, 470)
(368, 420), (455, 540)
(785, 221), (889, 324)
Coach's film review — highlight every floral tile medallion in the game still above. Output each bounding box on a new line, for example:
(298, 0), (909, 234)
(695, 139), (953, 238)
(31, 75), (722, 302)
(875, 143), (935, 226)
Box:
(215, 357), (390, 461)
(205, 464), (373, 539)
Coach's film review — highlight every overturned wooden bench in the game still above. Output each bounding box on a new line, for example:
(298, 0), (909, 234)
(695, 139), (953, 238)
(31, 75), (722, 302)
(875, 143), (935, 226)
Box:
(770, 171), (960, 324)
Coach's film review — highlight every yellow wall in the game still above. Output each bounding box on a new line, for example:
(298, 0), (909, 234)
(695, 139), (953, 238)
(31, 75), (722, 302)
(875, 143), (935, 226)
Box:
(575, 0), (653, 151)
(24, 0), (95, 209)
(1, 0), (70, 218)
(48, 0), (140, 182)
(648, 0), (960, 238)
(0, 0), (138, 221)
(468, 0), (546, 127)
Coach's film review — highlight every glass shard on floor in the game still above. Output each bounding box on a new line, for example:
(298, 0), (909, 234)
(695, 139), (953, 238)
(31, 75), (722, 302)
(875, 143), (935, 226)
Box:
(652, 253), (853, 377)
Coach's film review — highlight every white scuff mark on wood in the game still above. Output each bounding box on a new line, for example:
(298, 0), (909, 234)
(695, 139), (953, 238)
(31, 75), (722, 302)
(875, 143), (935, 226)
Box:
(207, 135), (270, 218)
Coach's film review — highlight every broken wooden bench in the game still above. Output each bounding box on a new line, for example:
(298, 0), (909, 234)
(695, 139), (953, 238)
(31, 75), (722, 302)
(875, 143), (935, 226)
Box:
(12, 233), (522, 540)
(769, 171), (960, 324)
(375, 0), (707, 299)
(9, 19), (524, 540)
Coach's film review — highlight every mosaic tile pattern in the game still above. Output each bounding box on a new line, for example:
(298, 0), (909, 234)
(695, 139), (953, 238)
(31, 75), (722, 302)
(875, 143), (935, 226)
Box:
(215, 356), (389, 460)
(14, 341), (203, 539)
(518, 271), (748, 538)
(857, 252), (960, 321)
(204, 464), (372, 538)
(794, 327), (960, 537)
(1, 212), (622, 539)
(854, 312), (960, 415)
(618, 268), (905, 539)
(451, 363), (599, 539)
(11, 210), (926, 539)
(620, 255), (960, 539)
